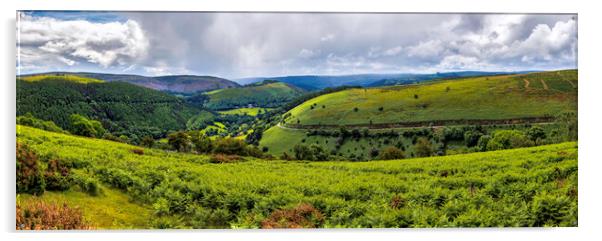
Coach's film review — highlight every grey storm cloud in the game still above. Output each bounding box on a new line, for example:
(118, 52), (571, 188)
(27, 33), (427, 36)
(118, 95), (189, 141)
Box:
(17, 12), (577, 78)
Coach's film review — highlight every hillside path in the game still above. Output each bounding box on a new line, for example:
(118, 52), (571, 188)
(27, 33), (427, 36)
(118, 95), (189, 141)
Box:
(524, 79), (530, 89)
(540, 79), (549, 90)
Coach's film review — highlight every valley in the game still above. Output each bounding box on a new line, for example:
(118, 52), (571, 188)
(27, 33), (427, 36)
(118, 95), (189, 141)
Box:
(16, 69), (579, 228)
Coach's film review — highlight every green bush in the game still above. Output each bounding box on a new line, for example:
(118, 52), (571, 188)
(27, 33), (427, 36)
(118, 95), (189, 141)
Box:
(486, 130), (534, 151)
(167, 132), (192, 152)
(526, 126), (546, 142)
(378, 146), (405, 160)
(293, 144), (329, 161)
(17, 113), (65, 133)
(69, 114), (105, 138)
(464, 130), (483, 147)
(414, 137), (433, 157)
(476, 135), (491, 151)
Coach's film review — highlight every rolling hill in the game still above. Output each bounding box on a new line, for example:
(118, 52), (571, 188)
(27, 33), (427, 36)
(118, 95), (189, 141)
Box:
(282, 70), (577, 128)
(16, 74), (214, 140)
(20, 72), (240, 94)
(204, 80), (305, 110)
(235, 71), (522, 90)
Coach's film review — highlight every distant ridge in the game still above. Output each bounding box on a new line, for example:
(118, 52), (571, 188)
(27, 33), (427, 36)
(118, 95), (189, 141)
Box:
(19, 72), (240, 94)
(235, 71), (534, 90)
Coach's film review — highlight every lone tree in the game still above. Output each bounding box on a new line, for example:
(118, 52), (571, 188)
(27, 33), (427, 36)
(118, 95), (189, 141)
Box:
(167, 131), (192, 152)
(190, 132), (213, 153)
(141, 136), (155, 148)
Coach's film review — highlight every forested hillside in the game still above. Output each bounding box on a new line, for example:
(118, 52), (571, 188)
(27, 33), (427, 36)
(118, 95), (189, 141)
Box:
(16, 75), (214, 142)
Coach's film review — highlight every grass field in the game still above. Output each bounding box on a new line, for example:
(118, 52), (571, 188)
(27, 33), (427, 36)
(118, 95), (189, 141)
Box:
(17, 125), (577, 228)
(205, 82), (304, 109)
(18, 187), (153, 229)
(19, 74), (104, 84)
(284, 70), (577, 127)
(218, 107), (273, 116)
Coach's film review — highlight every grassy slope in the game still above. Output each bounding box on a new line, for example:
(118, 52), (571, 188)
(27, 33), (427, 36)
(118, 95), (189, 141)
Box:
(20, 74), (104, 84)
(285, 70), (577, 126)
(17, 125), (577, 228)
(205, 82), (303, 109)
(18, 188), (153, 229)
(218, 107), (273, 116)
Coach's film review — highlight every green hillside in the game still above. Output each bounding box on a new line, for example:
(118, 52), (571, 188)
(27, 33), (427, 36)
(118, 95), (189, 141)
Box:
(205, 81), (305, 110)
(17, 125), (577, 228)
(20, 73), (104, 84)
(284, 70), (577, 127)
(16, 75), (214, 141)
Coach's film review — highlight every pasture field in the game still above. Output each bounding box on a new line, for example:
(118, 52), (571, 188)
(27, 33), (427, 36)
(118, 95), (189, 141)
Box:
(284, 70), (577, 127)
(17, 125), (577, 228)
(218, 107), (273, 116)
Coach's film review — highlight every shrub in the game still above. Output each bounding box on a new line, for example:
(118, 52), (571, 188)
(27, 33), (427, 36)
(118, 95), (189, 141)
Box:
(16, 143), (45, 195)
(293, 144), (329, 161)
(261, 203), (324, 228)
(378, 146), (405, 160)
(167, 131), (192, 152)
(16, 200), (92, 230)
(17, 113), (65, 133)
(414, 137), (433, 157)
(464, 130), (483, 147)
(141, 136), (155, 148)
(69, 114), (105, 138)
(531, 193), (573, 226)
(486, 130), (534, 151)
(130, 148), (144, 155)
(190, 132), (212, 153)
(44, 159), (73, 191)
(213, 138), (247, 155)
(476, 135), (491, 151)
(209, 154), (241, 164)
(527, 126), (546, 142)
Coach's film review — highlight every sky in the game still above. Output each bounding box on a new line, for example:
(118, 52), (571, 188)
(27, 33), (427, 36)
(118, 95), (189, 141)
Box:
(17, 11), (577, 79)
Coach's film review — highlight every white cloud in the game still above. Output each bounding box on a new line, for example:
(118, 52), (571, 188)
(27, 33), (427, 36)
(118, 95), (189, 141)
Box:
(320, 34), (335, 42)
(17, 13), (149, 72)
(406, 40), (445, 59)
(18, 12), (577, 77)
(298, 48), (320, 59)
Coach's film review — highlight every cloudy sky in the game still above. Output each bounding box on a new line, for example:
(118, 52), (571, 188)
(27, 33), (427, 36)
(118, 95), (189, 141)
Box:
(17, 11), (577, 79)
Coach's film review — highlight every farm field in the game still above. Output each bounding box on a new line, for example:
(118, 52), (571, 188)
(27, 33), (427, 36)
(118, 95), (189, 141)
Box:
(17, 125), (577, 228)
(283, 70), (577, 127)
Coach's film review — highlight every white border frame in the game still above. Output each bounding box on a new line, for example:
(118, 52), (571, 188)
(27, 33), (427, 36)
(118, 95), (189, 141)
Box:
(2, 0), (600, 241)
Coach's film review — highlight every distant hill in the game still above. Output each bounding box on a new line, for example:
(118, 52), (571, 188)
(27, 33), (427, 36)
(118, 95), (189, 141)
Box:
(203, 81), (305, 110)
(235, 71), (526, 90)
(20, 72), (240, 94)
(282, 70), (577, 127)
(16, 74), (214, 141)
